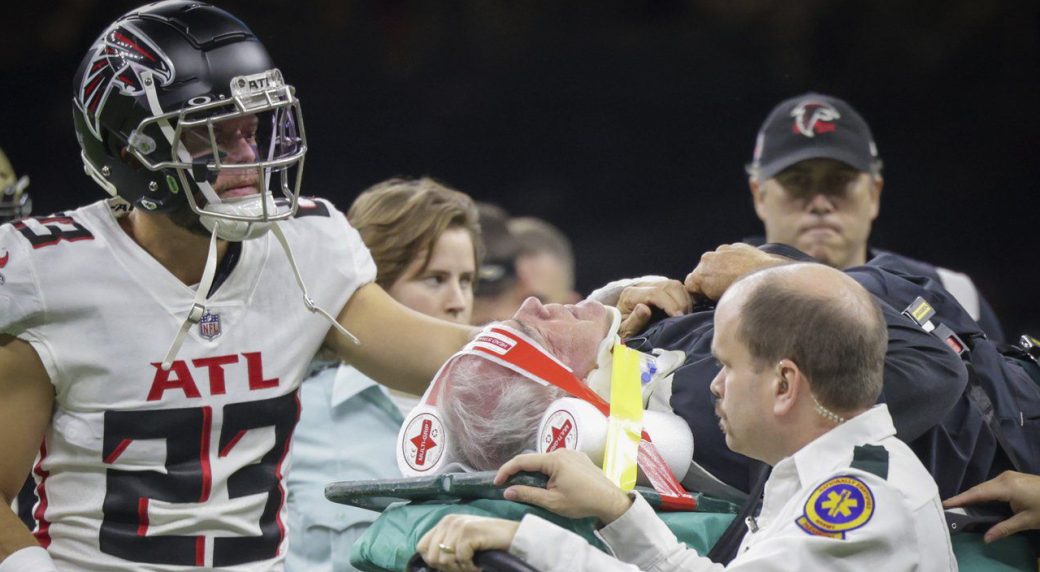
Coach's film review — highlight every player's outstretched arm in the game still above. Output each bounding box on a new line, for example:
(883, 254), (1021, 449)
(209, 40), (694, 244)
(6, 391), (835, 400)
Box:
(328, 283), (477, 395)
(0, 335), (54, 562)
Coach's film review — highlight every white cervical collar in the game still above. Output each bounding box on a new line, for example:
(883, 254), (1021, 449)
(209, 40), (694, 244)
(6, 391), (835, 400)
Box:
(585, 306), (686, 410)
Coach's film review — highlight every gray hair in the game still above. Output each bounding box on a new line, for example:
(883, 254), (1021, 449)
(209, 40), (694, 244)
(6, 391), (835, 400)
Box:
(440, 355), (566, 470)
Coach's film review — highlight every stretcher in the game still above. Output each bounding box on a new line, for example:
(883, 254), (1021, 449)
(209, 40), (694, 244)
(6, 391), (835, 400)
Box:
(327, 473), (1038, 572)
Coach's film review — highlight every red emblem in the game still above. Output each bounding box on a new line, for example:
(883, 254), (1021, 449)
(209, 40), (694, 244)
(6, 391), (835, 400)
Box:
(0, 251), (8, 268)
(410, 419), (438, 466)
(790, 100), (841, 138)
(547, 419), (573, 452)
(402, 412), (444, 472)
(541, 409), (578, 453)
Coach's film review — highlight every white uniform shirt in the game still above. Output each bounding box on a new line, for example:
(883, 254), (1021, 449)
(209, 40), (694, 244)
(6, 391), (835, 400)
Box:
(510, 404), (957, 571)
(0, 198), (375, 571)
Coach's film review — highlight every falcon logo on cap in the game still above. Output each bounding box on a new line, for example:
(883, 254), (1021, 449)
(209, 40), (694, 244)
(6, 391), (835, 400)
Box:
(791, 101), (841, 138)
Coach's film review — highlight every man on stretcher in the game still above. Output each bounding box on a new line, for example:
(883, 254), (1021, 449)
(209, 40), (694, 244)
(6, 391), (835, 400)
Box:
(414, 263), (957, 572)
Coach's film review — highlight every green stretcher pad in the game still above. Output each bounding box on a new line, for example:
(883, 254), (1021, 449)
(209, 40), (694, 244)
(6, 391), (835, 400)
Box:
(331, 476), (1037, 572)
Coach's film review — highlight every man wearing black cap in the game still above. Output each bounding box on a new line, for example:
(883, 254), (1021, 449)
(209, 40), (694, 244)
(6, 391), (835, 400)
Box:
(745, 92), (1004, 341)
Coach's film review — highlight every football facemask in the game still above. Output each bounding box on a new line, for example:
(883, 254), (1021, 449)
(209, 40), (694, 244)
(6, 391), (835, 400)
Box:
(126, 69), (306, 241)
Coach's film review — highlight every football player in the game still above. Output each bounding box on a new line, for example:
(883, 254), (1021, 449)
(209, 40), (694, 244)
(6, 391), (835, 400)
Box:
(0, 2), (473, 570)
(0, 148), (30, 224)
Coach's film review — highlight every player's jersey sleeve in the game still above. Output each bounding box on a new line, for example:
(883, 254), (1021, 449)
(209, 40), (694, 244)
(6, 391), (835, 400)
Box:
(290, 197), (376, 318)
(0, 223), (45, 336)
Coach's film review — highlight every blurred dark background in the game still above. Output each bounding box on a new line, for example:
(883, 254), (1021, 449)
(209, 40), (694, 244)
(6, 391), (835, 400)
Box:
(3, 1), (1038, 339)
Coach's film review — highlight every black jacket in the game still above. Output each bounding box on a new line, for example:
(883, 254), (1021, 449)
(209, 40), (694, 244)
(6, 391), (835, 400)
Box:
(630, 246), (1036, 498)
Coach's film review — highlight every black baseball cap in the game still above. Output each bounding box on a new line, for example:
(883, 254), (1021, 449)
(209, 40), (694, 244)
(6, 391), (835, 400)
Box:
(750, 92), (880, 179)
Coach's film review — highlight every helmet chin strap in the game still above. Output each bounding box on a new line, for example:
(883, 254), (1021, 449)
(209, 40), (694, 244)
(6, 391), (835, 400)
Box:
(160, 226), (220, 370)
(160, 220), (359, 371)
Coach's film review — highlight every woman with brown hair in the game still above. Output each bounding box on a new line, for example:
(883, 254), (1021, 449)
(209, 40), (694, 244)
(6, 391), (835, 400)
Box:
(287, 177), (482, 571)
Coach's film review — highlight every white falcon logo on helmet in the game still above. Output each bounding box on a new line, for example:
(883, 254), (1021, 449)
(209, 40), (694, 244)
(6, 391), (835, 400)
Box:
(790, 100), (841, 138)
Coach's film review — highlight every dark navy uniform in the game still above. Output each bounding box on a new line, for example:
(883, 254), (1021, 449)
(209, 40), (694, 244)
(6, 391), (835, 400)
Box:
(870, 248), (1004, 343)
(632, 245), (1038, 499)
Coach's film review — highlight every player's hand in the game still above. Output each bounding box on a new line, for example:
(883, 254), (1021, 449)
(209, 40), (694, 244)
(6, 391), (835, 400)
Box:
(494, 449), (633, 525)
(685, 243), (787, 301)
(943, 470), (1040, 543)
(416, 515), (519, 572)
(616, 280), (691, 339)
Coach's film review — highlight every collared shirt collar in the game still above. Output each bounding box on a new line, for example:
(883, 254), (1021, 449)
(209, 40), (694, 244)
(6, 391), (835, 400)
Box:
(330, 363), (379, 406)
(759, 404), (895, 524)
(786, 403), (895, 488)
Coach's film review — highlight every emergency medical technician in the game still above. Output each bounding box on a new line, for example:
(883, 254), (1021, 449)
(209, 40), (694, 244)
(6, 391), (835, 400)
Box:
(417, 264), (956, 572)
(0, 3), (474, 570)
(728, 92), (1004, 341)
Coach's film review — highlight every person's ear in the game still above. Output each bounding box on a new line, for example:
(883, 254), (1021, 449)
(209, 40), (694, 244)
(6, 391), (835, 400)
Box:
(773, 359), (800, 416)
(869, 175), (883, 221)
(750, 177), (769, 222)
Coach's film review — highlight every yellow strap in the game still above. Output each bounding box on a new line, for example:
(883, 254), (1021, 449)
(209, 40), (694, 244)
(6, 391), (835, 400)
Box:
(602, 344), (645, 490)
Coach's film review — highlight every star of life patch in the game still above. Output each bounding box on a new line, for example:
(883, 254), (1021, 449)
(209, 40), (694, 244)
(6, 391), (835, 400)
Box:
(795, 475), (875, 539)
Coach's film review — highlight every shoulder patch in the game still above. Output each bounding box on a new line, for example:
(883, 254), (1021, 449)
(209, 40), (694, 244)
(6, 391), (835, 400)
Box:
(795, 475), (875, 539)
(850, 444), (889, 480)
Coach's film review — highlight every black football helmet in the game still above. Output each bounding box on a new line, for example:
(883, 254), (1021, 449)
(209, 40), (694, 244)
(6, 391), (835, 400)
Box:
(72, 0), (307, 240)
(0, 148), (31, 224)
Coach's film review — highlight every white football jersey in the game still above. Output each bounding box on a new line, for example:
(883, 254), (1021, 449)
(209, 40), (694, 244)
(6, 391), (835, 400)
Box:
(0, 197), (376, 571)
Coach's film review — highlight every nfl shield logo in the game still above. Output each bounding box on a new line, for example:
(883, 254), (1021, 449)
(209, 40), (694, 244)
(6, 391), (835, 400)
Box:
(199, 310), (222, 341)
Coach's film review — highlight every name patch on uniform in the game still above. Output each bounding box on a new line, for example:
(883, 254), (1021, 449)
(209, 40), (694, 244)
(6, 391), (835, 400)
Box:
(795, 475), (874, 539)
